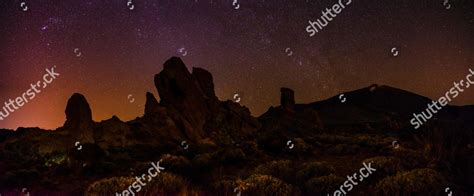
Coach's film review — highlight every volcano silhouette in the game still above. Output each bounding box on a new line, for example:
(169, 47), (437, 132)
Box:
(0, 57), (473, 195)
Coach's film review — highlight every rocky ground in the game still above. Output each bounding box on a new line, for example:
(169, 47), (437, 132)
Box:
(0, 57), (473, 195)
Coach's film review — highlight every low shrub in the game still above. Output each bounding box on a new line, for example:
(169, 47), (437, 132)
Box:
(192, 153), (214, 171)
(304, 174), (345, 195)
(243, 174), (298, 196)
(375, 168), (447, 196)
(86, 176), (135, 195)
(363, 156), (401, 180)
(212, 179), (237, 195)
(296, 161), (335, 183)
(253, 160), (295, 183)
(143, 172), (196, 195)
(160, 154), (192, 175)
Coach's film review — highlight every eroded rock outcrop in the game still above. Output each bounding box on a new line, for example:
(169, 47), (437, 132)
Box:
(144, 92), (160, 116)
(281, 87), (295, 111)
(62, 93), (95, 143)
(154, 57), (259, 141)
(154, 57), (211, 140)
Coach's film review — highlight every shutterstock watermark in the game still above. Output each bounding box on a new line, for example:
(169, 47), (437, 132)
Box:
(306, 0), (353, 37)
(411, 68), (474, 129)
(328, 161), (376, 196)
(0, 65), (60, 121)
(116, 160), (165, 196)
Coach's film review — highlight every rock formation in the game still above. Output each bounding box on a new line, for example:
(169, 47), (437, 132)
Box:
(280, 87), (295, 111)
(154, 57), (259, 141)
(154, 57), (211, 140)
(144, 92), (160, 116)
(62, 93), (95, 143)
(1, 57), (473, 194)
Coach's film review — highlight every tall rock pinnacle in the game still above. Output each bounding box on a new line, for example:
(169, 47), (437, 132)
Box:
(280, 87), (295, 111)
(63, 93), (95, 143)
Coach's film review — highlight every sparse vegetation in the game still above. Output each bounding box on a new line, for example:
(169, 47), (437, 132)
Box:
(375, 168), (447, 196)
(243, 174), (297, 195)
(86, 176), (135, 195)
(304, 174), (345, 195)
(296, 161), (335, 183)
(253, 160), (295, 183)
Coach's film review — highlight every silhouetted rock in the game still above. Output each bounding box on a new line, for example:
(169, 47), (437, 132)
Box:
(94, 115), (131, 149)
(1, 57), (473, 195)
(281, 87), (295, 111)
(154, 57), (210, 140)
(63, 93), (95, 143)
(64, 93), (92, 127)
(144, 92), (160, 116)
(153, 57), (261, 142)
(192, 67), (217, 100)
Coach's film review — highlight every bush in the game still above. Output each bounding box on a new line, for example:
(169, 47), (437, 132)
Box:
(160, 154), (192, 175)
(212, 179), (237, 195)
(375, 168), (447, 196)
(142, 172), (196, 195)
(296, 161), (335, 183)
(44, 152), (68, 166)
(394, 148), (427, 169)
(192, 153), (214, 171)
(86, 173), (197, 195)
(243, 174), (297, 195)
(216, 148), (246, 164)
(304, 174), (345, 195)
(86, 176), (135, 195)
(196, 138), (217, 152)
(253, 160), (295, 183)
(363, 156), (401, 179)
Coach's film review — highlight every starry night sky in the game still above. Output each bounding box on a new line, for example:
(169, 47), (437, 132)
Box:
(0, 0), (473, 129)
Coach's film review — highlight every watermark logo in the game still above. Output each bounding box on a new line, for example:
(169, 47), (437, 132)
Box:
(445, 187), (452, 196)
(21, 188), (30, 196)
(328, 161), (376, 195)
(391, 47), (399, 57)
(127, 0), (135, 10)
(392, 140), (400, 149)
(285, 48), (294, 56)
(233, 93), (241, 103)
(232, 0), (240, 9)
(443, 0), (451, 9)
(75, 141), (83, 151)
(178, 47), (188, 56)
(74, 48), (82, 57)
(233, 187), (242, 196)
(20, 2), (28, 12)
(286, 140), (294, 149)
(339, 94), (346, 103)
(127, 94), (135, 103)
(181, 140), (189, 150)
(116, 160), (165, 196)
(306, 0), (353, 37)
(410, 68), (474, 129)
(0, 66), (60, 121)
